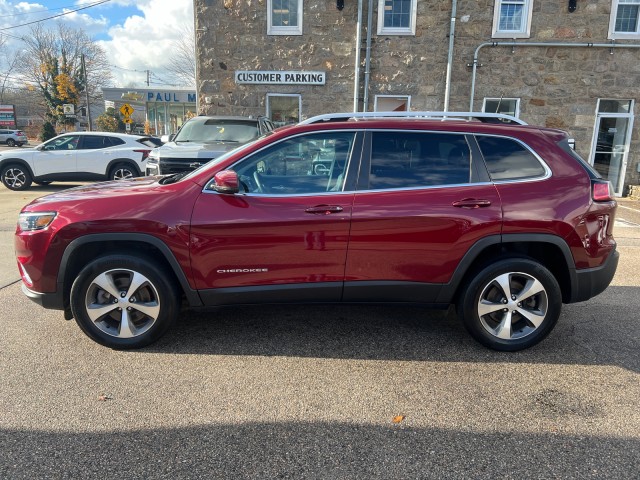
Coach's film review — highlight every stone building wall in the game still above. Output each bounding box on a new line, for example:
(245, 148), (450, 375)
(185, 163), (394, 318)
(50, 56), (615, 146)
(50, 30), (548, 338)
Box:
(194, 0), (640, 193)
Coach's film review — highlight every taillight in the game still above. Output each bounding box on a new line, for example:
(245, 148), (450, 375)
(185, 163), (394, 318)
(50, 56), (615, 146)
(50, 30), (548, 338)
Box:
(134, 149), (151, 161)
(592, 180), (613, 202)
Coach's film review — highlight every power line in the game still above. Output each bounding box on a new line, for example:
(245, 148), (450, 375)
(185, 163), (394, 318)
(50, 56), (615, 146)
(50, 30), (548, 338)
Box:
(0, 31), (26, 40)
(1, 3), (81, 18)
(109, 64), (148, 73)
(0, 0), (112, 31)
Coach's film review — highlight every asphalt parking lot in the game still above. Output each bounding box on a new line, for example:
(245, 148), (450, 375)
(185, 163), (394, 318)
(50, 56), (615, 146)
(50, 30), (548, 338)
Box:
(0, 172), (639, 478)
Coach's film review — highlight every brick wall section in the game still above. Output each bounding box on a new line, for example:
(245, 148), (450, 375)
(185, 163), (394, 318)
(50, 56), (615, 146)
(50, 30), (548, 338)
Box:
(195, 0), (640, 191)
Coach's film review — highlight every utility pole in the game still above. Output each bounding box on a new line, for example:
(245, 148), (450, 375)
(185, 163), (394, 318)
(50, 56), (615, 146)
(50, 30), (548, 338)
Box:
(146, 70), (150, 86)
(81, 54), (92, 131)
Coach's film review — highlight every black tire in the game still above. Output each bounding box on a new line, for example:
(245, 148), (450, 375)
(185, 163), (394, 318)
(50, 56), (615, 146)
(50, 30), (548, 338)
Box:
(6, 138), (15, 147)
(457, 258), (562, 351)
(70, 255), (179, 349)
(1, 164), (33, 191)
(109, 163), (137, 181)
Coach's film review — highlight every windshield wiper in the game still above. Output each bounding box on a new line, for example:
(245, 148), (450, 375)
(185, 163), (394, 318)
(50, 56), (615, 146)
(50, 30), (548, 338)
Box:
(159, 171), (190, 185)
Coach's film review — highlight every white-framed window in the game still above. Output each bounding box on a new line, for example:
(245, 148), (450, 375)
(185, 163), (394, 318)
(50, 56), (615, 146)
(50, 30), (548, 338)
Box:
(267, 0), (303, 35)
(267, 94), (301, 127)
(374, 95), (411, 111)
(482, 97), (521, 119)
(492, 0), (534, 39)
(609, 0), (640, 39)
(377, 0), (417, 35)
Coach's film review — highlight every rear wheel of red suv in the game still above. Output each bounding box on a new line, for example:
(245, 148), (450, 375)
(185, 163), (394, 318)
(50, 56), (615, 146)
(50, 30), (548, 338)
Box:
(70, 255), (179, 349)
(457, 258), (562, 351)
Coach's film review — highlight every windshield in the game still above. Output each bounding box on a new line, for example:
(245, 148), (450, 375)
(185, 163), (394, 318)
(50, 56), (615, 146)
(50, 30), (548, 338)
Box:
(174, 118), (260, 143)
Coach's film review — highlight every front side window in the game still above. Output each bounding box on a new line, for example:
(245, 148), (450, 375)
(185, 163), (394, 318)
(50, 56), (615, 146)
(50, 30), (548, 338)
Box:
(609, 0), (640, 38)
(492, 0), (533, 38)
(234, 132), (356, 195)
(377, 0), (417, 35)
(44, 135), (81, 151)
(476, 135), (546, 181)
(367, 131), (472, 190)
(268, 0), (303, 35)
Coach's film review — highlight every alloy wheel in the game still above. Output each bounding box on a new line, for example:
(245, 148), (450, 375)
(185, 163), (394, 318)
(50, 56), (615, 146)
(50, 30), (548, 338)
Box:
(3, 168), (27, 189)
(476, 271), (548, 341)
(84, 268), (161, 339)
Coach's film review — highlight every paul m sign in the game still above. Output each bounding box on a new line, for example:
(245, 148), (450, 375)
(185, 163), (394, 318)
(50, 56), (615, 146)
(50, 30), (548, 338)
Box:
(235, 71), (326, 85)
(146, 91), (197, 103)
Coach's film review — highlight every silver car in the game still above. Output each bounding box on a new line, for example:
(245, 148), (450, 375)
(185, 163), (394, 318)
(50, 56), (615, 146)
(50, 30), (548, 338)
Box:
(0, 129), (28, 147)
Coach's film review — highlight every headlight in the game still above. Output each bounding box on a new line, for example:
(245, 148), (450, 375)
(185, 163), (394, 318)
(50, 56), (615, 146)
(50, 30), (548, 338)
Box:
(18, 212), (57, 231)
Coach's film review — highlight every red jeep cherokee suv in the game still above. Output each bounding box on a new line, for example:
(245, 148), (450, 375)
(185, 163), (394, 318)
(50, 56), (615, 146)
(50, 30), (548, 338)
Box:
(15, 112), (619, 351)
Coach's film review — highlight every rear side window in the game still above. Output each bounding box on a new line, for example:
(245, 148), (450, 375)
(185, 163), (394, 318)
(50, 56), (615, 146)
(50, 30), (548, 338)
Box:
(106, 137), (125, 147)
(368, 131), (471, 190)
(476, 135), (545, 181)
(79, 135), (109, 149)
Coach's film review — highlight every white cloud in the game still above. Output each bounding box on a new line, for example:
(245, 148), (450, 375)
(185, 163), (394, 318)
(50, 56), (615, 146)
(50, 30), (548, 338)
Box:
(97, 0), (194, 88)
(0, 0), (194, 88)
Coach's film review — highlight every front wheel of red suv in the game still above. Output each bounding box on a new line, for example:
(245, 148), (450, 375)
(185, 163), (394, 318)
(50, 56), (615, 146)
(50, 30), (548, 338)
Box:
(70, 255), (179, 349)
(457, 258), (562, 351)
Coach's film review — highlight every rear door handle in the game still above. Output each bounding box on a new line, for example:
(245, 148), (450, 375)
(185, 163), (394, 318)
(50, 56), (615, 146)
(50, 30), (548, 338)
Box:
(305, 205), (344, 215)
(452, 199), (492, 209)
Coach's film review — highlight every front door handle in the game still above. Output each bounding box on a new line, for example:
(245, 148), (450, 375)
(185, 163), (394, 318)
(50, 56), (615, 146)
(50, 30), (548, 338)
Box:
(305, 205), (344, 215)
(452, 198), (492, 209)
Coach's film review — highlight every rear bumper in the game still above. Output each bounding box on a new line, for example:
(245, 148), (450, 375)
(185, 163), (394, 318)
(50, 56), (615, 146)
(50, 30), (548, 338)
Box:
(569, 248), (619, 303)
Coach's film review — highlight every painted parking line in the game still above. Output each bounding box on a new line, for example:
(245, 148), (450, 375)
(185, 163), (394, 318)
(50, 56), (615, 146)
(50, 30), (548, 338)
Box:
(614, 218), (640, 227)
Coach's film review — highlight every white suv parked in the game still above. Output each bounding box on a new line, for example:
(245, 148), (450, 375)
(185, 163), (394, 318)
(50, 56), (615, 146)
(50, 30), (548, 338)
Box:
(0, 129), (28, 147)
(0, 132), (157, 190)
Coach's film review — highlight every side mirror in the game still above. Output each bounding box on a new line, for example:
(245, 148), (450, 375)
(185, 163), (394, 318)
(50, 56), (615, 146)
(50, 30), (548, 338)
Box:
(213, 170), (240, 194)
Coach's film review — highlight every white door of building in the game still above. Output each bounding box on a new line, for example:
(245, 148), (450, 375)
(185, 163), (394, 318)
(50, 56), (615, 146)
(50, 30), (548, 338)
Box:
(589, 99), (634, 197)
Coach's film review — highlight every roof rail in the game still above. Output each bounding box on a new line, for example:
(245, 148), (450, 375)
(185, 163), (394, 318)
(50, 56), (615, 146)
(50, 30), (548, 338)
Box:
(299, 111), (527, 126)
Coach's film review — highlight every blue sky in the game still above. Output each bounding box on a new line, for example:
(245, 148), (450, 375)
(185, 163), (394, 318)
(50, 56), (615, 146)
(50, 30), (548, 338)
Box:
(0, 0), (194, 87)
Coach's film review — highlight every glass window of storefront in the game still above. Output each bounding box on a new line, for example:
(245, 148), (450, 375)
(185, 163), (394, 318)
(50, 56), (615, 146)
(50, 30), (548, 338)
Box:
(267, 94), (301, 127)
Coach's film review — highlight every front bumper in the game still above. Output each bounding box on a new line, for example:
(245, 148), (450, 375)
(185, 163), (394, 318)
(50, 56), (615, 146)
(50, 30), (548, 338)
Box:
(22, 283), (65, 310)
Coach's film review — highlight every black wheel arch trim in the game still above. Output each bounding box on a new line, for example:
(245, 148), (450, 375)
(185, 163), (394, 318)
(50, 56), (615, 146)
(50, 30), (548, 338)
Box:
(436, 233), (580, 304)
(107, 159), (142, 176)
(58, 233), (203, 307)
(0, 158), (35, 178)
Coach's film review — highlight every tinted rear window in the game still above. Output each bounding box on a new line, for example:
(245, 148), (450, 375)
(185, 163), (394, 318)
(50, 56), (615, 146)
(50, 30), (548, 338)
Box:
(136, 137), (160, 148)
(476, 135), (546, 181)
(106, 137), (125, 147)
(368, 131), (472, 190)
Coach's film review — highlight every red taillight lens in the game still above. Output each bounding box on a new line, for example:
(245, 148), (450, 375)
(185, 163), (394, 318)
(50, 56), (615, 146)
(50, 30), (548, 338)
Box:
(592, 180), (613, 202)
(134, 149), (151, 160)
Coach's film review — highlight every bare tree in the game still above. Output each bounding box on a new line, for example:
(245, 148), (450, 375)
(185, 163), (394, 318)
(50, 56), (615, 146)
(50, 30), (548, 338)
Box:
(16, 23), (112, 125)
(0, 35), (21, 104)
(165, 24), (196, 87)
